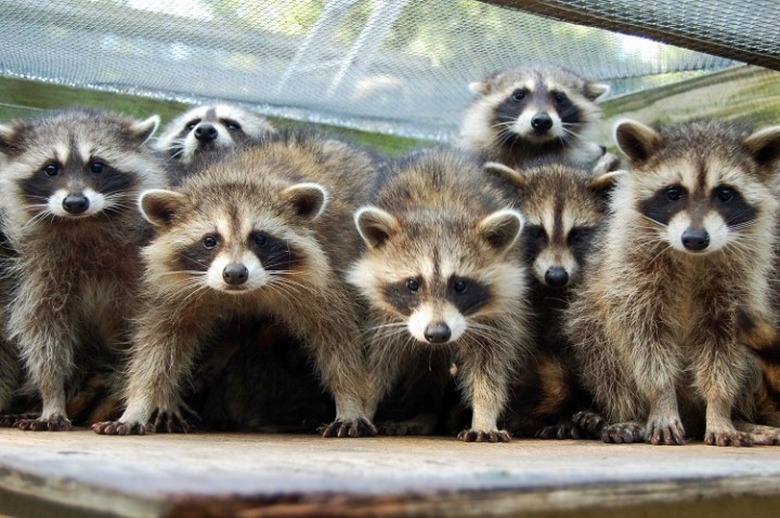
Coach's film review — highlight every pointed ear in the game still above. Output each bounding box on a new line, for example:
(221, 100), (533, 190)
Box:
(468, 81), (490, 96)
(282, 182), (328, 221)
(354, 206), (400, 249)
(482, 161), (526, 189)
(138, 189), (188, 228)
(128, 115), (161, 145)
(589, 169), (625, 200)
(0, 123), (21, 156)
(477, 209), (524, 253)
(614, 120), (661, 164)
(743, 125), (780, 169)
(585, 82), (609, 101)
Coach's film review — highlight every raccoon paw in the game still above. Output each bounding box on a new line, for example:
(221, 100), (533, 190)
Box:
(573, 410), (606, 436)
(0, 413), (35, 428)
(17, 414), (73, 432)
(457, 429), (511, 443)
(535, 423), (582, 440)
(601, 422), (644, 444)
(734, 422), (780, 445)
(92, 420), (147, 436)
(646, 418), (686, 445)
(704, 429), (753, 447)
(149, 409), (196, 434)
(318, 417), (378, 438)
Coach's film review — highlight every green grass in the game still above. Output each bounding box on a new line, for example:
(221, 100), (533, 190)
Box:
(0, 76), (429, 155)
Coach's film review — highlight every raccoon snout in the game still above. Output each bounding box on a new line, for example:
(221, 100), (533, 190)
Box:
(424, 323), (451, 344)
(531, 113), (553, 132)
(544, 266), (569, 287)
(62, 194), (90, 215)
(681, 229), (710, 252)
(194, 124), (218, 142)
(222, 263), (249, 285)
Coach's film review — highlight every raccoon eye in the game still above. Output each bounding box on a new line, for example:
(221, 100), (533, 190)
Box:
(90, 161), (105, 174)
(665, 187), (683, 201)
(716, 187), (734, 203)
(511, 90), (527, 102)
(254, 233), (268, 246)
(527, 225), (545, 240)
(405, 278), (420, 292)
(202, 235), (219, 249)
(186, 119), (201, 130)
(552, 92), (569, 105)
(224, 120), (241, 132)
(453, 279), (468, 294)
(42, 163), (59, 177)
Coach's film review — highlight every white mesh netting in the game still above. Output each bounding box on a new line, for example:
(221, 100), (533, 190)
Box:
(0, 0), (775, 138)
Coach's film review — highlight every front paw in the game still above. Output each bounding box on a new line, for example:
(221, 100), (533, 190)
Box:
(149, 409), (196, 433)
(457, 429), (511, 442)
(318, 417), (377, 438)
(536, 423), (583, 440)
(705, 429), (752, 447)
(92, 420), (148, 436)
(573, 410), (606, 436)
(646, 417), (686, 445)
(601, 422), (644, 444)
(17, 414), (73, 431)
(0, 413), (36, 428)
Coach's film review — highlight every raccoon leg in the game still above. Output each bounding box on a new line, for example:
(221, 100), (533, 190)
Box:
(10, 291), (76, 431)
(643, 389), (686, 445)
(93, 314), (208, 435)
(455, 349), (512, 443)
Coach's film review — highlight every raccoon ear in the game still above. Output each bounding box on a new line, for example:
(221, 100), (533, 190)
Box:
(354, 206), (400, 249)
(138, 189), (188, 228)
(478, 209), (525, 253)
(482, 161), (526, 189)
(282, 183), (329, 221)
(743, 125), (780, 169)
(468, 81), (490, 96)
(585, 82), (610, 101)
(614, 120), (661, 164)
(589, 170), (625, 199)
(128, 115), (161, 145)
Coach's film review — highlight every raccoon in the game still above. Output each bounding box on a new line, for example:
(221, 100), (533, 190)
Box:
(459, 64), (609, 168)
(565, 119), (780, 446)
(0, 109), (167, 431)
(484, 161), (620, 438)
(92, 131), (378, 437)
(155, 103), (275, 169)
(348, 148), (531, 442)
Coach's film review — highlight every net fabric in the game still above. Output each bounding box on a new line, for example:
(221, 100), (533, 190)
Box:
(0, 0), (773, 139)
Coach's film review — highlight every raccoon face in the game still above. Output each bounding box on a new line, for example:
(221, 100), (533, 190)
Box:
(483, 161), (619, 289)
(469, 67), (608, 146)
(350, 206), (525, 345)
(157, 105), (274, 164)
(616, 120), (780, 256)
(140, 182), (327, 294)
(0, 112), (160, 221)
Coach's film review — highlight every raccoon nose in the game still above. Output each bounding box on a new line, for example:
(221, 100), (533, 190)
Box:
(424, 323), (451, 344)
(681, 229), (710, 252)
(194, 123), (218, 142)
(222, 263), (249, 285)
(531, 113), (553, 132)
(62, 194), (90, 215)
(544, 266), (569, 288)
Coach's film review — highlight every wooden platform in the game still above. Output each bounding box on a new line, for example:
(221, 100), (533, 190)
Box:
(2, 429), (780, 517)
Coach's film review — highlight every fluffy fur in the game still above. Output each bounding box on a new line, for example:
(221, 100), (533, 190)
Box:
(565, 119), (780, 446)
(155, 103), (275, 171)
(348, 148), (532, 442)
(485, 161), (620, 438)
(459, 64), (608, 168)
(92, 131), (378, 437)
(0, 108), (167, 430)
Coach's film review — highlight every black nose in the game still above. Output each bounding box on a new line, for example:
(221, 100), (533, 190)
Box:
(544, 266), (569, 288)
(681, 229), (710, 251)
(194, 123), (218, 142)
(531, 113), (553, 132)
(222, 263), (249, 285)
(424, 323), (451, 344)
(62, 194), (89, 215)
